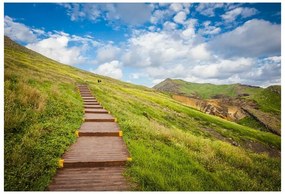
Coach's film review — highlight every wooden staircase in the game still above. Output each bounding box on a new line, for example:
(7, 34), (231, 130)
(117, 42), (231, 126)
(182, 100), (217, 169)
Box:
(48, 84), (131, 191)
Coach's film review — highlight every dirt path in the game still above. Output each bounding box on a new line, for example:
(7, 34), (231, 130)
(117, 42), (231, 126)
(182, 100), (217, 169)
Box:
(48, 85), (131, 191)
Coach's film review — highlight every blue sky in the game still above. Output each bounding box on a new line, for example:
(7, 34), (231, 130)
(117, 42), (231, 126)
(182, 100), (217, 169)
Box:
(4, 3), (281, 87)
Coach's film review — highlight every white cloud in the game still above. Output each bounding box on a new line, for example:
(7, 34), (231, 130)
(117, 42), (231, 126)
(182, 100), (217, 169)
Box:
(152, 78), (165, 85)
(191, 57), (254, 79)
(181, 27), (195, 38)
(130, 73), (140, 79)
(173, 11), (187, 24)
(239, 56), (281, 85)
(201, 26), (221, 35)
(121, 30), (198, 68)
(4, 16), (38, 43)
(92, 60), (123, 79)
(61, 3), (100, 21)
(4, 16), (100, 66)
(150, 9), (172, 24)
(114, 4), (152, 25)
(169, 3), (191, 14)
(26, 35), (86, 65)
(146, 55), (280, 87)
(195, 3), (224, 17)
(221, 7), (258, 22)
(198, 21), (221, 35)
(150, 4), (191, 25)
(163, 21), (177, 31)
(148, 26), (157, 32)
(61, 3), (152, 26)
(96, 44), (120, 64)
(169, 3), (183, 12)
(190, 43), (211, 61)
(209, 19), (281, 58)
(118, 17), (280, 87)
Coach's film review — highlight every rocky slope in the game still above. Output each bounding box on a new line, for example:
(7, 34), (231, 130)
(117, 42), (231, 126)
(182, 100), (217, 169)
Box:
(154, 79), (281, 135)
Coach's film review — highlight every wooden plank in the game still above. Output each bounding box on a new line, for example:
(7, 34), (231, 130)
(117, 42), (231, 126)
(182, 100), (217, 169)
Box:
(83, 99), (98, 102)
(78, 89), (89, 91)
(83, 102), (99, 105)
(62, 137), (129, 167)
(79, 122), (120, 136)
(84, 105), (103, 109)
(81, 94), (93, 97)
(48, 167), (129, 191)
(82, 96), (96, 99)
(84, 113), (115, 122)
(85, 109), (108, 114)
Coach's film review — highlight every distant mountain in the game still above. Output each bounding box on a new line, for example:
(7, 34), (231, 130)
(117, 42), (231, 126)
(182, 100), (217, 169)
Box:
(154, 78), (281, 135)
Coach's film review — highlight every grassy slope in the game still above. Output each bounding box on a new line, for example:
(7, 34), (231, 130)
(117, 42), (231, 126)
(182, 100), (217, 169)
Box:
(175, 79), (240, 99)
(4, 37), (281, 191)
(154, 79), (281, 132)
(154, 78), (241, 99)
(155, 79), (281, 114)
(245, 87), (281, 116)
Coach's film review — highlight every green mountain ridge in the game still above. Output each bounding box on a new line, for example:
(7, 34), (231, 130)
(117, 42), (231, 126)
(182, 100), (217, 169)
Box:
(154, 78), (280, 101)
(153, 78), (281, 135)
(4, 36), (281, 191)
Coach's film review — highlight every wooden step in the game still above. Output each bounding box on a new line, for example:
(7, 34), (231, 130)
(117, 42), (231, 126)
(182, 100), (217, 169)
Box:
(80, 92), (91, 94)
(84, 102), (100, 105)
(62, 137), (129, 168)
(83, 99), (97, 102)
(83, 100), (98, 103)
(48, 167), (129, 191)
(84, 105), (103, 109)
(79, 122), (120, 136)
(85, 108), (108, 114)
(82, 96), (96, 99)
(84, 113), (115, 122)
(81, 94), (93, 97)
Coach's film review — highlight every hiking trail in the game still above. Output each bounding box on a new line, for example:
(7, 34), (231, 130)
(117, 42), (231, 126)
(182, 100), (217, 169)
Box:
(48, 84), (131, 191)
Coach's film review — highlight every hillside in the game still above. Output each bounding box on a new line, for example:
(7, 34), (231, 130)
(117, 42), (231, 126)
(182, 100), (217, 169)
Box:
(153, 79), (281, 135)
(4, 36), (281, 191)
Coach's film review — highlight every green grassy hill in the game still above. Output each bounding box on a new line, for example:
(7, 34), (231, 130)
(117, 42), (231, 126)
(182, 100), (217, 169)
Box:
(154, 78), (281, 115)
(153, 78), (281, 133)
(153, 78), (243, 99)
(4, 36), (281, 191)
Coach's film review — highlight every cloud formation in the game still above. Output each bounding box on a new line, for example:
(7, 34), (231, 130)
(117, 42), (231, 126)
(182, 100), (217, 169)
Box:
(61, 3), (153, 26)
(221, 7), (258, 22)
(209, 19), (281, 58)
(4, 3), (281, 87)
(5, 16), (98, 66)
(4, 16), (38, 43)
(26, 34), (86, 65)
(92, 60), (123, 79)
(195, 3), (224, 17)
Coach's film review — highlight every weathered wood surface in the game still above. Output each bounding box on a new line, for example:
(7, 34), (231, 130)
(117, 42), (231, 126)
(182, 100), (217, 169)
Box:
(48, 167), (129, 191)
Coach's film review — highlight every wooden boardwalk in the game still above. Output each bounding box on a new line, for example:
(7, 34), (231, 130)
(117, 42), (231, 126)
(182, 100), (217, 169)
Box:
(48, 84), (130, 191)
